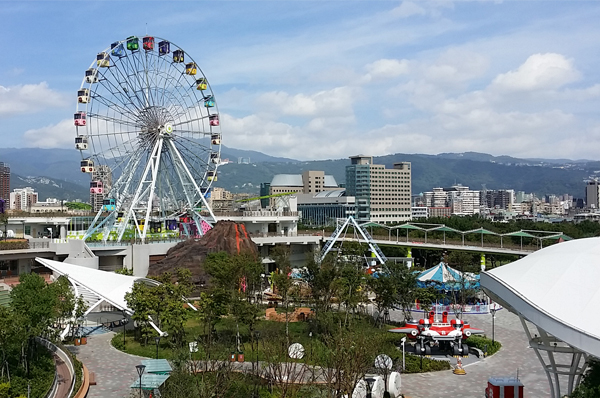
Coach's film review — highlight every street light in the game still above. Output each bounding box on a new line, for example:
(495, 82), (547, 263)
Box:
(400, 337), (406, 372)
(154, 336), (161, 360)
(135, 364), (145, 398)
(254, 331), (261, 398)
(490, 305), (497, 344)
(122, 310), (128, 348)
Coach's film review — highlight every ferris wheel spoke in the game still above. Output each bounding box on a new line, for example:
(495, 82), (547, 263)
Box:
(90, 93), (139, 124)
(105, 58), (149, 111)
(88, 112), (141, 128)
(96, 69), (144, 114)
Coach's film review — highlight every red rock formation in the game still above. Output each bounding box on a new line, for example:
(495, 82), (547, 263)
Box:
(147, 221), (258, 291)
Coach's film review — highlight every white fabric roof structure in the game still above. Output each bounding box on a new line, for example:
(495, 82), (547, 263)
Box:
(36, 257), (159, 313)
(481, 238), (600, 358)
(481, 237), (600, 397)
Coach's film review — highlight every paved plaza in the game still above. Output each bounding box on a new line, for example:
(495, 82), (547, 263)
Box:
(69, 308), (559, 398)
(391, 308), (554, 398)
(67, 332), (144, 398)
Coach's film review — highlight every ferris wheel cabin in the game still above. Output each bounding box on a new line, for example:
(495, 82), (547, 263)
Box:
(210, 152), (220, 164)
(85, 68), (98, 83)
(75, 136), (88, 150)
(207, 171), (217, 182)
(204, 95), (215, 108)
(196, 78), (207, 91)
(74, 112), (86, 126)
(110, 42), (125, 57)
(211, 133), (221, 145)
(209, 114), (220, 126)
(90, 181), (103, 194)
(102, 198), (116, 211)
(143, 36), (154, 51)
(173, 50), (184, 63)
(126, 36), (139, 51)
(80, 159), (94, 173)
(77, 88), (90, 104)
(185, 62), (197, 75)
(97, 52), (110, 67)
(158, 40), (170, 56)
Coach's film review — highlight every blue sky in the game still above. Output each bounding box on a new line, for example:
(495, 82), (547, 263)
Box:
(1, 0), (600, 161)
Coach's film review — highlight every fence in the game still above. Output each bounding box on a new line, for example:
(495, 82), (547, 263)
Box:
(36, 337), (76, 398)
(408, 302), (503, 315)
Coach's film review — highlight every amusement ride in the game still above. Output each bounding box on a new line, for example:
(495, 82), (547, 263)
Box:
(74, 36), (221, 243)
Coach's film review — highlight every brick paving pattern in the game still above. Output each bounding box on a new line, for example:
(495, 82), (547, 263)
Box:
(67, 332), (144, 398)
(391, 308), (555, 398)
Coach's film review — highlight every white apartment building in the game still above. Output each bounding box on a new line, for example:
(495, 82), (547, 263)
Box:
(9, 187), (38, 211)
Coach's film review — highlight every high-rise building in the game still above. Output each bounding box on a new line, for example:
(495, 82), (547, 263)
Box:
(345, 155), (412, 223)
(586, 180), (600, 209)
(9, 187), (38, 211)
(0, 162), (9, 209)
(90, 165), (112, 212)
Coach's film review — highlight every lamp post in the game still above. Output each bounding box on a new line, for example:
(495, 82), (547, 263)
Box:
(254, 331), (261, 398)
(135, 364), (145, 398)
(490, 305), (497, 344)
(122, 310), (128, 348)
(154, 336), (161, 359)
(400, 337), (406, 372)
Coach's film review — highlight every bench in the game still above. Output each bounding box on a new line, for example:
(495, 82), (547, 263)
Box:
(89, 372), (97, 386)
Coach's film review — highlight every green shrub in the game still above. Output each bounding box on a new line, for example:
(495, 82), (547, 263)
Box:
(0, 240), (29, 250)
(403, 353), (451, 373)
(466, 335), (501, 356)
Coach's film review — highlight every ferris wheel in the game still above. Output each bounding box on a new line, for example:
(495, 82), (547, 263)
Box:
(74, 36), (221, 242)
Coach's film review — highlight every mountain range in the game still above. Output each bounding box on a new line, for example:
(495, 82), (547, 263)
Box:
(1, 147), (598, 201)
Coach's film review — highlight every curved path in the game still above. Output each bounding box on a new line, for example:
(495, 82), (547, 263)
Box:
(53, 352), (73, 398)
(391, 308), (555, 398)
(66, 332), (144, 398)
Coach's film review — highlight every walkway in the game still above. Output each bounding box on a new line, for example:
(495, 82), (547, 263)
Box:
(66, 332), (144, 398)
(53, 352), (73, 398)
(390, 308), (558, 398)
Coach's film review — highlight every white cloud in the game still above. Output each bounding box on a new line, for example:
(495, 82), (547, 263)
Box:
(424, 48), (490, 85)
(257, 87), (357, 118)
(364, 59), (410, 81)
(492, 53), (580, 92)
(0, 82), (68, 117)
(390, 2), (427, 18)
(22, 119), (74, 148)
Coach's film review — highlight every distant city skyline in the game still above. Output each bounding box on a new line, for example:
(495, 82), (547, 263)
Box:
(1, 1), (600, 161)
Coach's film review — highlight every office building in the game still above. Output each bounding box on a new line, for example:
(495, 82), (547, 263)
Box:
(297, 189), (355, 226)
(345, 155), (412, 224)
(586, 180), (600, 209)
(0, 162), (9, 209)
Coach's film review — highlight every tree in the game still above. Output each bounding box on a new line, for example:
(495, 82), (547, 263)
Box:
(446, 251), (479, 318)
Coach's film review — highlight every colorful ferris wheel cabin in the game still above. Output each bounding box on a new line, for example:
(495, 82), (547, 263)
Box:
(75, 136), (88, 150)
(85, 68), (98, 83)
(158, 40), (170, 56)
(143, 36), (154, 51)
(77, 88), (90, 104)
(211, 133), (221, 145)
(204, 95), (215, 108)
(209, 114), (219, 126)
(210, 152), (220, 164)
(74, 111), (86, 126)
(102, 198), (116, 212)
(207, 171), (217, 182)
(185, 62), (197, 75)
(90, 181), (104, 194)
(96, 52), (110, 67)
(80, 159), (94, 173)
(126, 36), (139, 51)
(196, 78), (207, 90)
(111, 42), (125, 57)
(173, 50), (184, 63)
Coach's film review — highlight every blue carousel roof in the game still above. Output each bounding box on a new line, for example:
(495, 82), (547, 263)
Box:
(416, 262), (480, 290)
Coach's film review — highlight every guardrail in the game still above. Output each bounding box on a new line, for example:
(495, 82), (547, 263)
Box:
(36, 337), (76, 398)
(408, 302), (503, 315)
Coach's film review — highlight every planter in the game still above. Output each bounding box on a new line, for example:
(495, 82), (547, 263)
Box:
(238, 352), (244, 363)
(75, 338), (81, 346)
(81, 337), (87, 345)
(230, 352), (236, 362)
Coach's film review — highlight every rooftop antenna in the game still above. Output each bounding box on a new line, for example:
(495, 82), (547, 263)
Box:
(145, 23), (148, 36)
